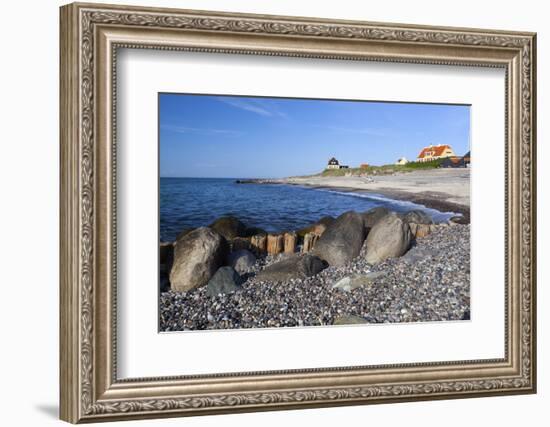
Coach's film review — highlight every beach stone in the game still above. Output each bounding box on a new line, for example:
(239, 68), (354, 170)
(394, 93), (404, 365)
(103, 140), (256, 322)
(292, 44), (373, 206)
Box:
(332, 272), (386, 291)
(404, 210), (434, 225)
(333, 315), (368, 325)
(170, 227), (228, 292)
(362, 207), (390, 229)
(364, 212), (412, 264)
(318, 216), (335, 227)
(206, 266), (243, 297)
(255, 254), (326, 282)
(230, 236), (251, 252)
(227, 249), (256, 274)
(176, 228), (193, 241)
(209, 216), (247, 239)
(313, 211), (366, 266)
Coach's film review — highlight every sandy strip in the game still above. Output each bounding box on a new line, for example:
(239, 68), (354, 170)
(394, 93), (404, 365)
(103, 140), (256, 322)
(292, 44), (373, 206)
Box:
(275, 169), (470, 218)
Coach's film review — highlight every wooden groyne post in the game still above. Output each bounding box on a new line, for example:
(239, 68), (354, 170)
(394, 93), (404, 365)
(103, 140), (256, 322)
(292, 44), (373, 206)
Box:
(284, 232), (297, 254)
(267, 234), (284, 255)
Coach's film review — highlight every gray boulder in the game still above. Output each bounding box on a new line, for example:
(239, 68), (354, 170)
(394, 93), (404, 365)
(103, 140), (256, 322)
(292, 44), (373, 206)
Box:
(169, 227), (228, 292)
(313, 211), (366, 266)
(362, 207), (390, 229)
(206, 266), (244, 296)
(176, 228), (193, 241)
(209, 216), (247, 239)
(364, 213), (412, 264)
(317, 216), (335, 227)
(227, 249), (256, 274)
(255, 254), (326, 282)
(404, 210), (433, 225)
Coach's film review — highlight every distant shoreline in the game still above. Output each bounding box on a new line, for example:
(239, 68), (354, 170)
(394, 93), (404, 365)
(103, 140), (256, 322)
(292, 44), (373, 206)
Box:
(236, 169), (470, 222)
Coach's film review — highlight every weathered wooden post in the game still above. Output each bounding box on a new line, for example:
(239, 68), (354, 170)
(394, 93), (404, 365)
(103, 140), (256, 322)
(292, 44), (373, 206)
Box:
(250, 234), (267, 256)
(267, 234), (284, 255)
(302, 232), (318, 253)
(415, 224), (431, 238)
(284, 232), (297, 254)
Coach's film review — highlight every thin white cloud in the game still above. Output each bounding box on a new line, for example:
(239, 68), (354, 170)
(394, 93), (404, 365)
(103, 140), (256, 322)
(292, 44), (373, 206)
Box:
(217, 97), (287, 118)
(161, 124), (242, 137)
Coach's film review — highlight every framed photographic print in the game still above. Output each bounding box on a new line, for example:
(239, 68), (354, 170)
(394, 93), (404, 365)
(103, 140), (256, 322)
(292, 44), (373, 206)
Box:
(59, 2), (537, 423)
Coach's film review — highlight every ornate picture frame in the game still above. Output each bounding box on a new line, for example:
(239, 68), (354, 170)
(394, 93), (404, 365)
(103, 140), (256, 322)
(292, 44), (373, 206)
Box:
(60, 2), (536, 423)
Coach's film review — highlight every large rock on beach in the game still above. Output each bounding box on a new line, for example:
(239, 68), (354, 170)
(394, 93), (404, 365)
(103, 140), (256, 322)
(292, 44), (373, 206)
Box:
(169, 227), (228, 292)
(362, 207), (390, 229)
(364, 212), (412, 264)
(209, 216), (246, 240)
(206, 266), (244, 297)
(230, 236), (251, 252)
(176, 228), (193, 241)
(404, 210), (433, 225)
(313, 211), (366, 266)
(227, 249), (256, 274)
(255, 254), (326, 282)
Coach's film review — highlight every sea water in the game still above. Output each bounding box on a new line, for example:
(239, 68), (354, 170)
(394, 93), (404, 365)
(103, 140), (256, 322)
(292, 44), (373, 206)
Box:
(160, 177), (456, 242)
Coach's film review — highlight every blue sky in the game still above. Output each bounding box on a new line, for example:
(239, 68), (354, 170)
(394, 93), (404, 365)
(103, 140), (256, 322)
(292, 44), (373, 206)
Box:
(159, 93), (470, 178)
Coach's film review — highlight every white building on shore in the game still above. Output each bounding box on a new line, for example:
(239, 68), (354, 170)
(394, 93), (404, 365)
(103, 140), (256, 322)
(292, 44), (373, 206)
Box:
(326, 157), (349, 169)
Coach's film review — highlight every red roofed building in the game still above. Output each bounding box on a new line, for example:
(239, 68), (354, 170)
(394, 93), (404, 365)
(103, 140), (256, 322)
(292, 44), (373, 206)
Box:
(416, 144), (455, 162)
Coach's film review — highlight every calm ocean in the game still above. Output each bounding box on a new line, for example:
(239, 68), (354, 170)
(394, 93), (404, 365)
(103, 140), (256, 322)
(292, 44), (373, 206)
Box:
(160, 177), (456, 242)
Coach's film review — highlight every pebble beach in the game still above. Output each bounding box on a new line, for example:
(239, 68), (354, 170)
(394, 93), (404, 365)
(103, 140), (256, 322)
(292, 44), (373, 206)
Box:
(160, 222), (470, 331)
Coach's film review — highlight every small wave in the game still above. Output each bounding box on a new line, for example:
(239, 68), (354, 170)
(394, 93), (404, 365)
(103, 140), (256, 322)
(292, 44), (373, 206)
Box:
(314, 188), (458, 222)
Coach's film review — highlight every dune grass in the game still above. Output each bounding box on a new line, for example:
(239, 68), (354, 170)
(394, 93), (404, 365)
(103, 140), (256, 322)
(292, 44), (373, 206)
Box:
(320, 159), (444, 177)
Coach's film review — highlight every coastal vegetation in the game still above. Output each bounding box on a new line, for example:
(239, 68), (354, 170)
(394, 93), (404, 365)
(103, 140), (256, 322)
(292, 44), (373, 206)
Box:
(320, 159), (445, 177)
